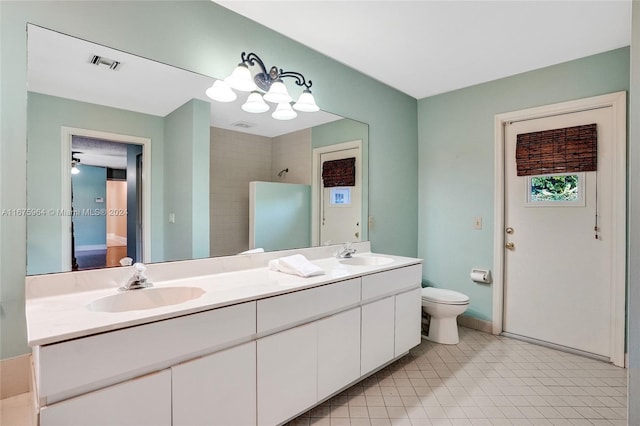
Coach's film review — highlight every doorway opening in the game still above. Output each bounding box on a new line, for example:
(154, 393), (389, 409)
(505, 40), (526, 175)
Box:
(61, 127), (151, 271)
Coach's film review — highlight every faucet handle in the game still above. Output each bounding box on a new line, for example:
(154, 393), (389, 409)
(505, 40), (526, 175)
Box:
(133, 262), (146, 277)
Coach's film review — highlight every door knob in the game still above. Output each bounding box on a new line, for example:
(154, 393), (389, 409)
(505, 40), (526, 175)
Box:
(505, 242), (515, 250)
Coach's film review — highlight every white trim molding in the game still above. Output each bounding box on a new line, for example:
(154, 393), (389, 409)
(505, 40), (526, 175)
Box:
(493, 91), (627, 367)
(61, 127), (151, 270)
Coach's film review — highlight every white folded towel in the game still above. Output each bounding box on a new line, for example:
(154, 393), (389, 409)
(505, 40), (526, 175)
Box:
(238, 248), (265, 254)
(268, 254), (324, 278)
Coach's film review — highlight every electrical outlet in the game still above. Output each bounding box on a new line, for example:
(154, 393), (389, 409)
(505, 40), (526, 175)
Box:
(169, 213), (175, 224)
(473, 216), (482, 230)
(368, 216), (374, 230)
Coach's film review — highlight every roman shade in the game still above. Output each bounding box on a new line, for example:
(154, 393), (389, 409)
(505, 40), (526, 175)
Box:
(322, 157), (356, 187)
(515, 123), (597, 176)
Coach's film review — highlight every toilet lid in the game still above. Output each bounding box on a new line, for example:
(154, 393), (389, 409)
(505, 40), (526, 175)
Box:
(422, 287), (469, 304)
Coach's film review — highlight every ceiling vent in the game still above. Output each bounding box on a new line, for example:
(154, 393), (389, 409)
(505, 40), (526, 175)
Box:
(231, 121), (256, 129)
(90, 55), (121, 70)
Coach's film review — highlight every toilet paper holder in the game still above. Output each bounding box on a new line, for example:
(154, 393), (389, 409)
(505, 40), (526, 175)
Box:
(470, 268), (492, 284)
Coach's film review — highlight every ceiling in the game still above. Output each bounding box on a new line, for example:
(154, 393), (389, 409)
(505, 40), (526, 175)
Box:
(216, 1), (632, 99)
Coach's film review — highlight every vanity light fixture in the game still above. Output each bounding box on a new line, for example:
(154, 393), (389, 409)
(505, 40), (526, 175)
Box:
(206, 51), (319, 120)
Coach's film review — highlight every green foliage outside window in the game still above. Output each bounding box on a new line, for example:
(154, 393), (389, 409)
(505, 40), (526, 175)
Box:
(531, 175), (579, 201)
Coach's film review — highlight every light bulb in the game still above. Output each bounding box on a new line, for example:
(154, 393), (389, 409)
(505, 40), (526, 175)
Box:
(272, 102), (297, 120)
(224, 63), (257, 92)
(205, 80), (237, 102)
(263, 80), (292, 104)
(242, 92), (270, 113)
(293, 89), (319, 112)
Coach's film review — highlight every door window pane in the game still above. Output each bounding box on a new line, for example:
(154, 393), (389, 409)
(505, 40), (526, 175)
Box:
(526, 173), (585, 206)
(330, 188), (351, 206)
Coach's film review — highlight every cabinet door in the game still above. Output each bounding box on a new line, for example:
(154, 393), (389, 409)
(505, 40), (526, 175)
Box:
(317, 307), (361, 401)
(361, 296), (395, 375)
(39, 369), (171, 426)
(395, 287), (422, 356)
(257, 322), (317, 425)
(172, 341), (256, 426)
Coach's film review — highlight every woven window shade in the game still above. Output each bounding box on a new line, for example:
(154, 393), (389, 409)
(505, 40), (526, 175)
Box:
(322, 157), (356, 187)
(515, 123), (597, 176)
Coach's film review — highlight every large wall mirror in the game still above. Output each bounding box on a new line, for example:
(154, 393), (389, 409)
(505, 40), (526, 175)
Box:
(26, 24), (369, 275)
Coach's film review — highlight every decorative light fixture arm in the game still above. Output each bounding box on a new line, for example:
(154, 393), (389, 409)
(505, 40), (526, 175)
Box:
(278, 69), (313, 91)
(240, 51), (312, 91)
(206, 51), (319, 119)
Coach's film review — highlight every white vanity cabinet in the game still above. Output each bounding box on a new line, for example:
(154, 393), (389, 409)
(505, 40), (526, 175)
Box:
(256, 278), (361, 424)
(361, 264), (422, 375)
(30, 253), (423, 426)
(39, 369), (171, 426)
(395, 287), (422, 355)
(257, 306), (362, 425)
(317, 307), (361, 400)
(172, 341), (257, 426)
(361, 296), (395, 375)
(36, 301), (256, 426)
(257, 322), (318, 425)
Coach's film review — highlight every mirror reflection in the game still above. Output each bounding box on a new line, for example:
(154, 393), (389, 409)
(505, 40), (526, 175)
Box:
(26, 25), (369, 275)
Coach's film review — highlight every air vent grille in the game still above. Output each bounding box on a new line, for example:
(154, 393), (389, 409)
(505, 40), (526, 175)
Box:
(231, 121), (256, 129)
(90, 55), (121, 70)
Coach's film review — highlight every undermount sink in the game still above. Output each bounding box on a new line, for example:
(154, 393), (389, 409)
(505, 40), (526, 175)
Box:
(339, 255), (393, 266)
(87, 286), (206, 313)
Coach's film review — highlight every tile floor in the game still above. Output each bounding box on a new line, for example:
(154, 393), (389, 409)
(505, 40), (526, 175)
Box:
(0, 328), (627, 426)
(286, 328), (627, 426)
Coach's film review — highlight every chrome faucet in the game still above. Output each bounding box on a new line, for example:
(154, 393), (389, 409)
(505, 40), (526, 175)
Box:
(336, 242), (356, 259)
(120, 262), (152, 291)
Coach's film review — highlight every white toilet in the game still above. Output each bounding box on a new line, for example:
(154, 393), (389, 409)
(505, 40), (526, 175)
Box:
(421, 287), (470, 344)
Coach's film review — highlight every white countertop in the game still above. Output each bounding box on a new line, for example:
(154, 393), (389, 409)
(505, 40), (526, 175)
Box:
(26, 252), (422, 346)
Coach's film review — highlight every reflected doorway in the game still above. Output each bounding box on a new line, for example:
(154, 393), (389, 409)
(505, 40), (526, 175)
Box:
(312, 140), (363, 246)
(71, 136), (142, 270)
(61, 127), (151, 271)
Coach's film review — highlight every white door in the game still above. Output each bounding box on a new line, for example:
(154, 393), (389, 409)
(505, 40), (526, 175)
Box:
(320, 148), (362, 245)
(503, 107), (616, 358)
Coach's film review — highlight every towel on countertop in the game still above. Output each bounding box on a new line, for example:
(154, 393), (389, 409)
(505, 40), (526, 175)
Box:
(238, 248), (265, 254)
(268, 254), (324, 278)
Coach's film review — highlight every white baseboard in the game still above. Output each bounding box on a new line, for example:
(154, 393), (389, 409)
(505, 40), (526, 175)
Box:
(0, 354), (32, 399)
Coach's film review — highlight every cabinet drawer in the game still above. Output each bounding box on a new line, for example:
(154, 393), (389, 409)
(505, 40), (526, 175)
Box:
(257, 278), (360, 333)
(361, 264), (422, 301)
(40, 369), (171, 426)
(38, 301), (256, 404)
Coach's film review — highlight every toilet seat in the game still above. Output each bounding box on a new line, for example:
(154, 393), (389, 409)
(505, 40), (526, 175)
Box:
(421, 287), (469, 305)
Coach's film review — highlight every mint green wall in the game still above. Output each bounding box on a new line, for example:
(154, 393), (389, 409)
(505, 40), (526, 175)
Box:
(1, 1), (417, 358)
(251, 182), (311, 251)
(164, 98), (210, 261)
(71, 165), (107, 248)
(0, 0), (418, 358)
(417, 47), (630, 321)
(628, 3), (640, 424)
(312, 119), (369, 241)
(26, 92), (166, 275)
